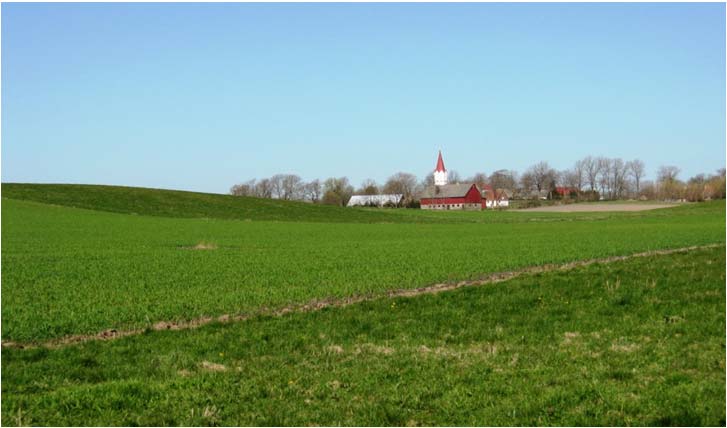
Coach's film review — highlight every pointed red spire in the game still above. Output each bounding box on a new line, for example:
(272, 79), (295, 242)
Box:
(435, 150), (446, 172)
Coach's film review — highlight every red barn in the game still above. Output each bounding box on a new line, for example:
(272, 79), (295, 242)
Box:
(420, 183), (484, 210)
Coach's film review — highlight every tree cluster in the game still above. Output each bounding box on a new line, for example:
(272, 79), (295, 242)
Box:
(230, 160), (725, 205)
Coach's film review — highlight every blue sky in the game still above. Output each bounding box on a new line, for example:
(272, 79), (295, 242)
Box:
(2, 2), (725, 194)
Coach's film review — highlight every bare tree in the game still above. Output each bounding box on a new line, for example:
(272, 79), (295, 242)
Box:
(322, 177), (354, 206)
(657, 165), (680, 183)
(572, 159), (586, 191)
(560, 169), (581, 191)
(639, 180), (657, 200)
(357, 179), (380, 195)
(610, 158), (628, 199)
(525, 161), (557, 192)
(422, 173), (435, 187)
(383, 172), (418, 202)
(303, 179), (322, 203)
(706, 168), (726, 199)
(280, 174), (303, 200)
(489, 169), (518, 191)
(626, 159), (646, 196)
(447, 170), (462, 184)
(519, 171), (536, 196)
(254, 178), (273, 198)
(467, 172), (488, 189)
(269, 174), (285, 199)
(230, 179), (256, 196)
(583, 156), (600, 192)
(597, 157), (612, 198)
(657, 165), (682, 200)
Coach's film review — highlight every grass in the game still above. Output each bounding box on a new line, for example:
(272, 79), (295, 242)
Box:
(1, 183), (416, 224)
(2, 192), (724, 342)
(2, 246), (724, 426)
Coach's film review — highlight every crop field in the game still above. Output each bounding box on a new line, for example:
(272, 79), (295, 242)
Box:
(2, 246), (724, 425)
(2, 185), (724, 343)
(1, 184), (725, 425)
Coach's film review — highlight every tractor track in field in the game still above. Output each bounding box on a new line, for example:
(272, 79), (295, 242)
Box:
(2, 243), (723, 350)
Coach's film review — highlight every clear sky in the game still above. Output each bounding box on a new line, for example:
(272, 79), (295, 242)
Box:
(2, 2), (725, 194)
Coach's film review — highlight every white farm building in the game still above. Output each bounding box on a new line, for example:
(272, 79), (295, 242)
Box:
(347, 194), (404, 207)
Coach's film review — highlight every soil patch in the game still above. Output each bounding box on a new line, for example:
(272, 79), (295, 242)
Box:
(518, 203), (677, 212)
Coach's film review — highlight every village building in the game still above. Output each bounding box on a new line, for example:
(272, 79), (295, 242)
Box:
(420, 151), (485, 210)
(554, 187), (579, 198)
(347, 194), (404, 207)
(420, 182), (484, 210)
(481, 184), (510, 208)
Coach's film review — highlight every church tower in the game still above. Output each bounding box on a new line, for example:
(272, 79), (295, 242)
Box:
(434, 150), (448, 186)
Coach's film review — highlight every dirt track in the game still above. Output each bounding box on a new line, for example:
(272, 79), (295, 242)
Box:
(519, 203), (678, 212)
(2, 243), (720, 351)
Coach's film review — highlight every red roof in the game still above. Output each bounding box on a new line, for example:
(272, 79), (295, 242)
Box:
(435, 151), (446, 172)
(555, 187), (577, 196)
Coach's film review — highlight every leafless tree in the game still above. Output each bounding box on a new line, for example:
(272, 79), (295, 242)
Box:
(254, 178), (273, 198)
(706, 168), (726, 199)
(639, 180), (657, 200)
(610, 158), (629, 199)
(560, 169), (581, 191)
(357, 179), (380, 195)
(447, 170), (462, 184)
(657, 165), (680, 183)
(525, 161), (556, 192)
(519, 171), (536, 196)
(489, 169), (518, 191)
(657, 165), (682, 200)
(583, 156), (600, 191)
(422, 173), (435, 187)
(467, 172), (488, 189)
(280, 174), (303, 200)
(383, 172), (418, 201)
(322, 177), (354, 206)
(230, 179), (256, 196)
(596, 157), (612, 198)
(303, 179), (322, 203)
(626, 159), (646, 196)
(269, 174), (285, 199)
(572, 159), (586, 191)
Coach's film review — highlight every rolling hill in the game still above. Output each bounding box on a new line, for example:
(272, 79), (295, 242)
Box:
(1, 183), (408, 223)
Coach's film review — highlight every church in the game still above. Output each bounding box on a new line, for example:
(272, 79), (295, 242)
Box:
(419, 151), (485, 210)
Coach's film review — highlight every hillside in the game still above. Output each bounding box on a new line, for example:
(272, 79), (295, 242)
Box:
(1, 183), (412, 224)
(4, 183), (718, 225)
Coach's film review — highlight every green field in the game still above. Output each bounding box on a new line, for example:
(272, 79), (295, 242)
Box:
(2, 247), (724, 426)
(1, 184), (725, 426)
(2, 185), (724, 342)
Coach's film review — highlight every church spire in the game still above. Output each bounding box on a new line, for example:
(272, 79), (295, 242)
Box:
(435, 150), (446, 172)
(434, 150), (448, 186)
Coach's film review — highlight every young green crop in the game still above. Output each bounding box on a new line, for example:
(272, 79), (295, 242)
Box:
(2, 247), (724, 426)
(2, 197), (724, 342)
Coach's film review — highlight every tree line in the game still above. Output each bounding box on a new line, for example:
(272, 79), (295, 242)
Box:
(230, 157), (726, 206)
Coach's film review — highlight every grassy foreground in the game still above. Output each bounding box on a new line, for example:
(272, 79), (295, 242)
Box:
(2, 247), (724, 426)
(2, 198), (724, 342)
